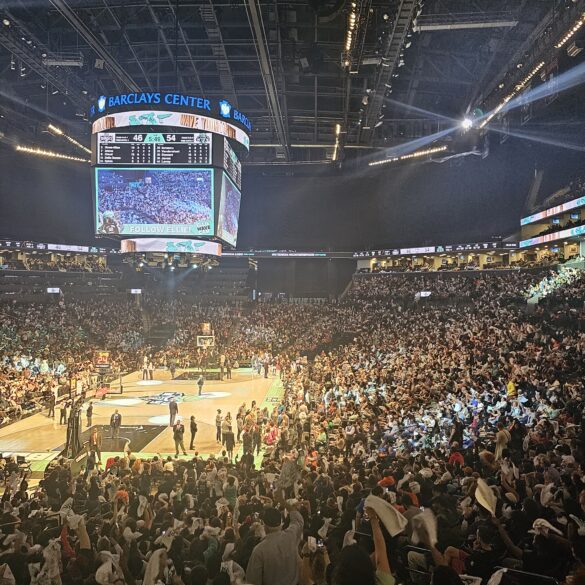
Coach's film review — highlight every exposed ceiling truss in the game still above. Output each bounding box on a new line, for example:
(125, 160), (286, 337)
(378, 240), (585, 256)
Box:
(0, 0), (583, 166)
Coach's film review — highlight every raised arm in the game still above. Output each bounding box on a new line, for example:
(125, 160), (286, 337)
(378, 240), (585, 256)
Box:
(366, 507), (391, 575)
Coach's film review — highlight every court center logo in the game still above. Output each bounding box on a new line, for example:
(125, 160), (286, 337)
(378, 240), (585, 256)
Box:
(219, 100), (232, 119)
(141, 391), (184, 405)
(97, 96), (107, 113)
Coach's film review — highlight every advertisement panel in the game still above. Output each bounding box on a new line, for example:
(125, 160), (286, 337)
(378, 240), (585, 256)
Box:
(520, 196), (585, 226)
(520, 224), (585, 248)
(91, 111), (250, 150)
(120, 238), (221, 256)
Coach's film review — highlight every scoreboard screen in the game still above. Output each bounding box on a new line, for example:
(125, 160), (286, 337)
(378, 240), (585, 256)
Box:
(95, 167), (214, 236)
(223, 139), (242, 189)
(97, 132), (212, 166)
(217, 172), (241, 247)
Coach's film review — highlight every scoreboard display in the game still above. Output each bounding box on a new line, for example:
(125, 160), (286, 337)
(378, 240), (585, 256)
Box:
(96, 132), (212, 166)
(91, 106), (244, 244)
(223, 139), (242, 189)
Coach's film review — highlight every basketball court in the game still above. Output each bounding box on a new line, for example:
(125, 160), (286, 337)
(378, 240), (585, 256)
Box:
(0, 367), (283, 478)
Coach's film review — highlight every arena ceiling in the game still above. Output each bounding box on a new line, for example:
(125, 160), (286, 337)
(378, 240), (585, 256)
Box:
(0, 0), (583, 166)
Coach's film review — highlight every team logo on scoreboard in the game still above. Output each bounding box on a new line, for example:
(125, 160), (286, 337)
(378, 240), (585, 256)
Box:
(219, 100), (232, 119)
(97, 96), (107, 113)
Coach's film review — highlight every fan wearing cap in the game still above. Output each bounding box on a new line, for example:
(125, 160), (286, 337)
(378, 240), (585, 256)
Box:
(245, 500), (304, 585)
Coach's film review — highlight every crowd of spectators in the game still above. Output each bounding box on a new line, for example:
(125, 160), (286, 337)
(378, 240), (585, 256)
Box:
(0, 268), (584, 585)
(525, 266), (584, 300)
(97, 170), (213, 228)
(0, 296), (145, 424)
(0, 254), (111, 273)
(533, 215), (585, 238)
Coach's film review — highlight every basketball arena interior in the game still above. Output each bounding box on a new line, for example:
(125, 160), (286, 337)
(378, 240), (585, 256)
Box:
(0, 1), (585, 585)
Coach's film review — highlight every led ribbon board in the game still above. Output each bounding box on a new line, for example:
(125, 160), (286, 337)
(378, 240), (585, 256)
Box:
(521, 196), (585, 226)
(92, 111), (250, 151)
(120, 238), (221, 256)
(520, 224), (585, 248)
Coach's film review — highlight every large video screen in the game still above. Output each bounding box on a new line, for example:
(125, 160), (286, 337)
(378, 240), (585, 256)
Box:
(95, 168), (214, 236)
(217, 172), (241, 247)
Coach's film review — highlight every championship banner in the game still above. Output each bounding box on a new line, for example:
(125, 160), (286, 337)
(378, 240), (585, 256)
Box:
(92, 111), (250, 150)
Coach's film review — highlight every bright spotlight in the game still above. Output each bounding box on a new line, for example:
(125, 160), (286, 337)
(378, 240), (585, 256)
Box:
(461, 117), (473, 130)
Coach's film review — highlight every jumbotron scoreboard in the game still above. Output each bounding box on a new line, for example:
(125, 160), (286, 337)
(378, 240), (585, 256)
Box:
(96, 132), (212, 166)
(89, 91), (249, 245)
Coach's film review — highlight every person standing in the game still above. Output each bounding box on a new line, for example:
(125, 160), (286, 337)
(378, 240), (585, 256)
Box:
(236, 413), (244, 443)
(495, 421), (511, 460)
(86, 401), (93, 428)
(215, 409), (223, 443)
(85, 450), (97, 480)
(89, 426), (102, 463)
(148, 359), (154, 381)
(224, 425), (236, 461)
(219, 353), (225, 381)
(142, 357), (149, 380)
(47, 392), (55, 418)
(226, 358), (232, 380)
(197, 374), (204, 396)
(169, 361), (176, 380)
(189, 415), (198, 450)
(242, 427), (253, 454)
(110, 409), (122, 439)
(221, 414), (231, 446)
(59, 401), (67, 425)
(252, 424), (262, 456)
(169, 398), (178, 427)
(449, 418), (464, 446)
(246, 502), (304, 585)
(173, 419), (187, 457)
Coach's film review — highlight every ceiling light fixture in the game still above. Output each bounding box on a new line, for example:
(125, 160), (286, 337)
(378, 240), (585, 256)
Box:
(15, 145), (90, 163)
(555, 12), (585, 49)
(369, 145), (447, 166)
(480, 61), (544, 129)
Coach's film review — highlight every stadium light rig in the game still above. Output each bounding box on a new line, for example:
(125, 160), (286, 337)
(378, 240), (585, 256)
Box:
(15, 145), (90, 163)
(48, 124), (91, 154)
(555, 12), (585, 49)
(479, 61), (545, 129)
(461, 117), (473, 130)
(343, 2), (359, 69)
(369, 145), (447, 167)
(332, 123), (341, 162)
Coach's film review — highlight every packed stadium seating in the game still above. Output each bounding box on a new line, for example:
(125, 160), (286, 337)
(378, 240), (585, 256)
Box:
(0, 264), (584, 585)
